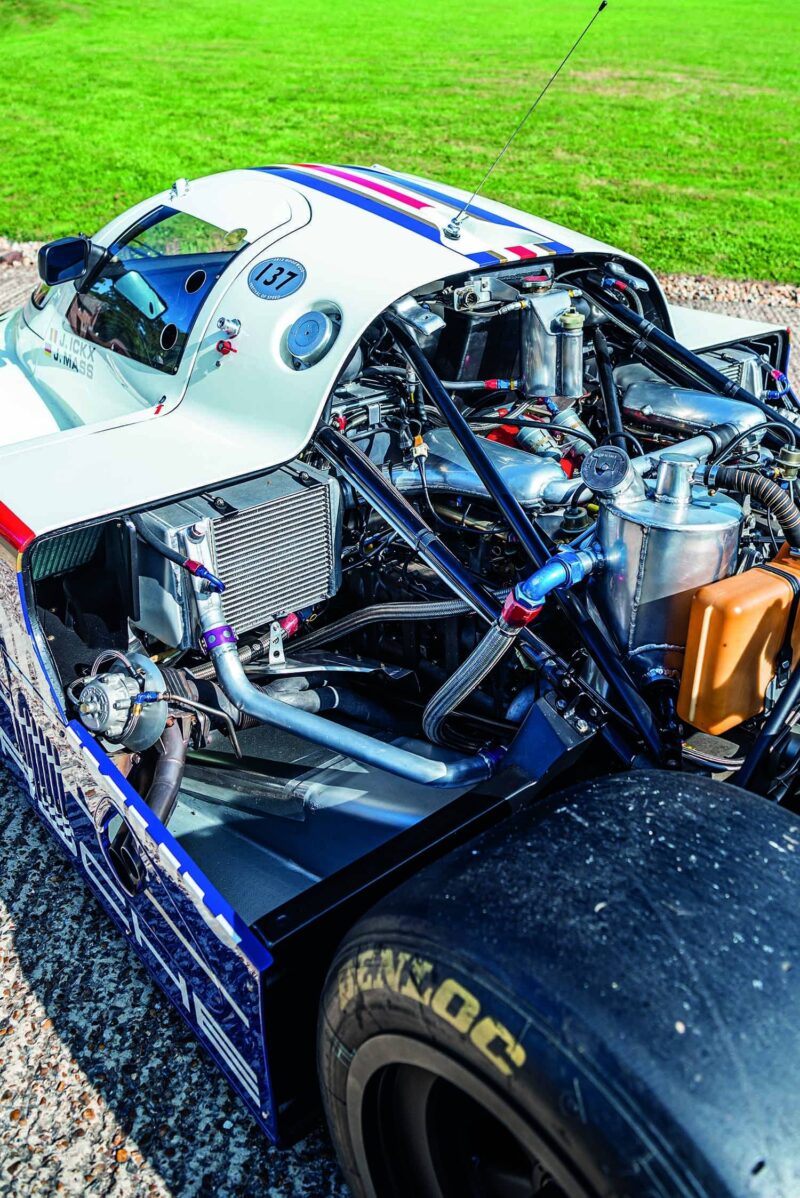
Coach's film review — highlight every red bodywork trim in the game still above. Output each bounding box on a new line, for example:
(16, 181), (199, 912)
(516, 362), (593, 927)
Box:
(0, 501), (35, 552)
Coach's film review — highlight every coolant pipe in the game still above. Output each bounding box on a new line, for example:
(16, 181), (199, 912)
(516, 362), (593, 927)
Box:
(194, 591), (502, 789)
(383, 316), (664, 761)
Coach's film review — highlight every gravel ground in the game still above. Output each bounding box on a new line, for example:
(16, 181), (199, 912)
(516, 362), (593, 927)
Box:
(0, 238), (798, 1197)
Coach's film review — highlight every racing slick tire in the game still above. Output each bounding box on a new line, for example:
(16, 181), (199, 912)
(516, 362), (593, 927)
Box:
(318, 770), (800, 1198)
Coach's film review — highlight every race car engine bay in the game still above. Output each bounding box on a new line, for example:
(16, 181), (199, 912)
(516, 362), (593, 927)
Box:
(27, 256), (800, 911)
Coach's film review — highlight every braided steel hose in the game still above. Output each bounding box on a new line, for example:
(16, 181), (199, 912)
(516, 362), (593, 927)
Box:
(423, 621), (518, 745)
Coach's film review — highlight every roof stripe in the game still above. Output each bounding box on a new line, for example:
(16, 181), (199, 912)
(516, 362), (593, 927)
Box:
(253, 166), (493, 265)
(348, 166), (573, 254)
(296, 164), (432, 211)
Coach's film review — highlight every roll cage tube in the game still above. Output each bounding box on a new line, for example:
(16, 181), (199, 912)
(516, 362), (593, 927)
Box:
(383, 312), (664, 763)
(315, 426), (641, 766)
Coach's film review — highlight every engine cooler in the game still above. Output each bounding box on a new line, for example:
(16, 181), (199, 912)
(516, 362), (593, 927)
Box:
(135, 462), (342, 648)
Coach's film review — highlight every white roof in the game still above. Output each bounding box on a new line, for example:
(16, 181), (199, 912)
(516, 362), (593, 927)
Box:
(0, 165), (663, 536)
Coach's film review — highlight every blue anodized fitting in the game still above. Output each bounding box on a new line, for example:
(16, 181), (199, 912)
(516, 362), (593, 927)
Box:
(514, 546), (602, 614)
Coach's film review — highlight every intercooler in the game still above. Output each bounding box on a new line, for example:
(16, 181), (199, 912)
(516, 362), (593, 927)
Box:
(210, 483), (337, 634)
(700, 346), (763, 395)
(135, 462), (342, 649)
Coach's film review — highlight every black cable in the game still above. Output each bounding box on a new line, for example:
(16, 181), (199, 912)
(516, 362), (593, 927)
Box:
(711, 421), (795, 465)
(599, 430), (645, 456)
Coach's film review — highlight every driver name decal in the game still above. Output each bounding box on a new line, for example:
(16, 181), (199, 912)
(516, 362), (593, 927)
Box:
(44, 326), (96, 378)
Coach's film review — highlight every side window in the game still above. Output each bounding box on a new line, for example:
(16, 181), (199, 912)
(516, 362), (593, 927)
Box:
(66, 208), (248, 375)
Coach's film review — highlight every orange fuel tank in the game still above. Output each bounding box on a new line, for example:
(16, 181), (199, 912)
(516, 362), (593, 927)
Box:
(677, 545), (800, 735)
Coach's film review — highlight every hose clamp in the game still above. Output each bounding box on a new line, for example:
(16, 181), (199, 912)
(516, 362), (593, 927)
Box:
(201, 624), (237, 654)
(705, 462), (721, 490)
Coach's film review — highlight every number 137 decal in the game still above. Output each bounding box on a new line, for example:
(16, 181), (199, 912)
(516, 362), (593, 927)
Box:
(247, 258), (307, 300)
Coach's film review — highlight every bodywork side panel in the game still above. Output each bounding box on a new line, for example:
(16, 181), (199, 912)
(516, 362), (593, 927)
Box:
(0, 549), (279, 1140)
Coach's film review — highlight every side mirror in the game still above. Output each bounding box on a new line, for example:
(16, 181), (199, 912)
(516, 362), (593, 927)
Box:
(37, 236), (90, 286)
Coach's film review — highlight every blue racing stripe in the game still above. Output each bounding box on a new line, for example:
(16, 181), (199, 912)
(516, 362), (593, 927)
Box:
(468, 251), (505, 267)
(253, 166), (507, 265)
(255, 166), (446, 248)
(348, 166), (573, 254)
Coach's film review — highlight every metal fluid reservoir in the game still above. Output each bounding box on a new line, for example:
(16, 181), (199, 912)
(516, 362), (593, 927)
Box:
(584, 448), (743, 679)
(519, 284), (585, 400)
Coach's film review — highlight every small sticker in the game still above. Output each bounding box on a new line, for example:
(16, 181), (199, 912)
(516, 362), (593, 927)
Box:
(247, 258), (306, 300)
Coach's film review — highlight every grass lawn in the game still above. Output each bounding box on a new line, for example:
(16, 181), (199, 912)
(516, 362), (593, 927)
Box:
(0, 0), (797, 280)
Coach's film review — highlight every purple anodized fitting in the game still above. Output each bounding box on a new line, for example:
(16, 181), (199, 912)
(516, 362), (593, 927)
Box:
(201, 624), (237, 654)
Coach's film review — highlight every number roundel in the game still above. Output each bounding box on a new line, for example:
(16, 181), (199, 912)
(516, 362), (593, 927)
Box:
(247, 257), (306, 300)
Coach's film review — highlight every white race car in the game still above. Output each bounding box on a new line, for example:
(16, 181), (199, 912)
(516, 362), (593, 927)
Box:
(1, 162), (798, 1197)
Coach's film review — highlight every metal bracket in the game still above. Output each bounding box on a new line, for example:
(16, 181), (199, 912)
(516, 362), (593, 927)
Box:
(268, 621), (286, 667)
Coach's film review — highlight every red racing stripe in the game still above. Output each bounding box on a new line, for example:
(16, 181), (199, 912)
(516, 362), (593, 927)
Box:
(297, 164), (432, 211)
(505, 244), (543, 260)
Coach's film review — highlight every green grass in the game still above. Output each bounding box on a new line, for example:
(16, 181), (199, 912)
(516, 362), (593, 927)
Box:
(1, 0), (797, 280)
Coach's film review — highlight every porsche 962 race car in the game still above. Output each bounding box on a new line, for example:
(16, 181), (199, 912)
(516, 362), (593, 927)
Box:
(1, 163), (800, 1197)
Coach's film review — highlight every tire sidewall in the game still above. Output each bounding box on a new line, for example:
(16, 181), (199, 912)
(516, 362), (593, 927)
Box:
(319, 924), (702, 1198)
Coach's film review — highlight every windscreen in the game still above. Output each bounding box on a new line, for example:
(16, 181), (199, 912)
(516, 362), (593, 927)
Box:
(65, 207), (248, 374)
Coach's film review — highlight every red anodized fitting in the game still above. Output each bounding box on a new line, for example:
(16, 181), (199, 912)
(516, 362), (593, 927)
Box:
(500, 591), (543, 628)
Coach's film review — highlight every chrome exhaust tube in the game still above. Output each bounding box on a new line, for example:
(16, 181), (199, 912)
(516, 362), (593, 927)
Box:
(190, 572), (502, 789)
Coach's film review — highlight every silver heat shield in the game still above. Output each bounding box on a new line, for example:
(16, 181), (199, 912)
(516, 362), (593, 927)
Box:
(135, 462), (342, 649)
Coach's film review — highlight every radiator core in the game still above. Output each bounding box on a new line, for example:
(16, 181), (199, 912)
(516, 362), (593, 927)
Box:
(136, 462), (341, 649)
(211, 481), (336, 633)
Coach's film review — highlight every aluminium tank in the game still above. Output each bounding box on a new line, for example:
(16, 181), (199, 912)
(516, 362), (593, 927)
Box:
(591, 451), (743, 679)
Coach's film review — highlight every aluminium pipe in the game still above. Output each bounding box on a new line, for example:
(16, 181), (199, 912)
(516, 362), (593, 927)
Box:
(196, 597), (501, 789)
(582, 285), (800, 445)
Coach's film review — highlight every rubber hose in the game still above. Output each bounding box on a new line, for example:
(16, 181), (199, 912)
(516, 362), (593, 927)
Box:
(709, 466), (800, 549)
(423, 621), (517, 745)
(129, 513), (186, 567)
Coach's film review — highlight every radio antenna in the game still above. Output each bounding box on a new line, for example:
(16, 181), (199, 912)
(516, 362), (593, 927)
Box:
(444, 0), (608, 240)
